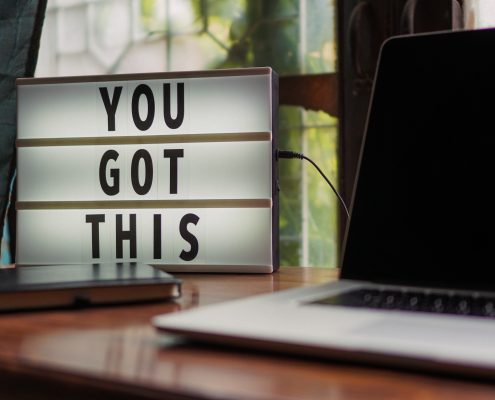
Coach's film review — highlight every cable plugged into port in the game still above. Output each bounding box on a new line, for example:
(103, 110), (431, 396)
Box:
(277, 149), (350, 219)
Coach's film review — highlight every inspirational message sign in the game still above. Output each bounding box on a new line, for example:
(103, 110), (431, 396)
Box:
(16, 68), (278, 272)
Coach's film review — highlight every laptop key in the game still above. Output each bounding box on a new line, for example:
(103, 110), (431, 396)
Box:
(404, 292), (426, 311)
(481, 300), (495, 317)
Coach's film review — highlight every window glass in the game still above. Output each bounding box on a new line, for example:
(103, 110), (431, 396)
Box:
(464, 0), (495, 28)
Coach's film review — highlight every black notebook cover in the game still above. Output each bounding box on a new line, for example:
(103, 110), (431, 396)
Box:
(0, 263), (181, 311)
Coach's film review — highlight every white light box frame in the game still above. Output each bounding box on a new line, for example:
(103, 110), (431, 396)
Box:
(16, 68), (279, 273)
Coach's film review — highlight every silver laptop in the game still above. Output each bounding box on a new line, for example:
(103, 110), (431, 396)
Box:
(153, 29), (495, 378)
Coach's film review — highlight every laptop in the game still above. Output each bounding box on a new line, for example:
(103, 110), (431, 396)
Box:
(153, 28), (495, 378)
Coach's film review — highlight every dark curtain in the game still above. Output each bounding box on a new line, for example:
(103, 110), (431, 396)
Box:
(0, 0), (47, 261)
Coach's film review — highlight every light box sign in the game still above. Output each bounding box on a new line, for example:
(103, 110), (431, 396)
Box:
(16, 68), (279, 273)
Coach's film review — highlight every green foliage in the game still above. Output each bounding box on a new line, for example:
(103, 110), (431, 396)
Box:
(140, 0), (156, 30)
(186, 0), (338, 267)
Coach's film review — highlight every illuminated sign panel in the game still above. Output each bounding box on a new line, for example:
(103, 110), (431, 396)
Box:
(16, 68), (278, 272)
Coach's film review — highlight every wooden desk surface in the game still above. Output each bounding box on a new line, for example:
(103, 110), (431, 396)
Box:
(0, 266), (494, 400)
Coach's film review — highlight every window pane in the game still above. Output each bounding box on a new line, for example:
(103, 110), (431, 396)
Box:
(465, 0), (495, 28)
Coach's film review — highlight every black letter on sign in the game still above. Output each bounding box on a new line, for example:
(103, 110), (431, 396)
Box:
(99, 86), (122, 131)
(179, 213), (199, 261)
(86, 214), (105, 258)
(131, 149), (153, 195)
(163, 149), (184, 194)
(116, 214), (137, 258)
(132, 84), (155, 131)
(153, 214), (162, 259)
(163, 83), (184, 129)
(99, 150), (120, 196)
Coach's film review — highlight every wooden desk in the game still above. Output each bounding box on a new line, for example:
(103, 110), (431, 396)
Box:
(0, 266), (494, 400)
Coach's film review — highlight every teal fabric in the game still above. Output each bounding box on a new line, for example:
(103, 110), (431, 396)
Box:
(0, 0), (46, 258)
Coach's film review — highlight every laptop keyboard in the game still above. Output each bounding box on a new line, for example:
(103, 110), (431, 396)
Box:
(312, 288), (495, 318)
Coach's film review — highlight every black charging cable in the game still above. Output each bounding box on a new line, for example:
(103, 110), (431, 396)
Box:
(277, 150), (350, 219)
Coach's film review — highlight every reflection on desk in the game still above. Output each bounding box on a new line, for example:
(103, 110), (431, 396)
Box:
(1, 267), (494, 400)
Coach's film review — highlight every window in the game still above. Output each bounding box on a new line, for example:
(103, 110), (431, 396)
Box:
(464, 0), (495, 28)
(35, 0), (339, 267)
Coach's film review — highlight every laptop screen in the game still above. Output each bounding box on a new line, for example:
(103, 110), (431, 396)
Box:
(341, 29), (495, 291)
